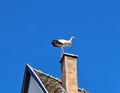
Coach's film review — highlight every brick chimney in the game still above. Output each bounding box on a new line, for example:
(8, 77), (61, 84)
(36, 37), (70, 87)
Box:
(60, 53), (78, 93)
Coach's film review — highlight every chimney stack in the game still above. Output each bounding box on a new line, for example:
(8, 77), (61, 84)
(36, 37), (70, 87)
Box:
(60, 53), (78, 93)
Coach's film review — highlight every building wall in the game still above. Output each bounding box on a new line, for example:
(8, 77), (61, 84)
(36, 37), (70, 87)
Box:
(28, 76), (44, 93)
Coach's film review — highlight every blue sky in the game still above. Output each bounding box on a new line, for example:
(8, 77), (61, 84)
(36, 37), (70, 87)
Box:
(0, 0), (120, 93)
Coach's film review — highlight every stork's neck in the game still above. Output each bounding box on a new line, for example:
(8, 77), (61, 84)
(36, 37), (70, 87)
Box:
(69, 36), (75, 42)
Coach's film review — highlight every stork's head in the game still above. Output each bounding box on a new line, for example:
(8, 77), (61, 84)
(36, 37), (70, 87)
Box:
(70, 36), (75, 41)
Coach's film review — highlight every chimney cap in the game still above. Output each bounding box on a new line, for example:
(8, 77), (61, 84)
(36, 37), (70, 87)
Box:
(60, 53), (78, 63)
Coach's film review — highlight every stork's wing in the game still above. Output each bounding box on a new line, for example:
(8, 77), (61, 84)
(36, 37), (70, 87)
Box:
(51, 40), (62, 47)
(58, 39), (68, 43)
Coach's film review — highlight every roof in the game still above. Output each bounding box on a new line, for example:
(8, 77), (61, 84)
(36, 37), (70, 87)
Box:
(21, 64), (88, 93)
(34, 69), (66, 93)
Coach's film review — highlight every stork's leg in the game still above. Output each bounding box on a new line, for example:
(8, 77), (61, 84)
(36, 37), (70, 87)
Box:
(60, 47), (64, 57)
(61, 47), (64, 54)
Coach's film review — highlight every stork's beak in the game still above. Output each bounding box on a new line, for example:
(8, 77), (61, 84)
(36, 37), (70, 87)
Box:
(72, 36), (75, 40)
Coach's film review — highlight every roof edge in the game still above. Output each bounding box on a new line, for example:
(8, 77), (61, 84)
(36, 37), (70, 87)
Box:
(21, 64), (48, 93)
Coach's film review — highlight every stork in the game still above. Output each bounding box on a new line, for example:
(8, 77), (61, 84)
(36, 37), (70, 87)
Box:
(51, 36), (75, 53)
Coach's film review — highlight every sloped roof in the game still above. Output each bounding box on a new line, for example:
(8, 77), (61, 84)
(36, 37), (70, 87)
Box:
(34, 69), (66, 93)
(33, 69), (88, 93)
(21, 64), (88, 93)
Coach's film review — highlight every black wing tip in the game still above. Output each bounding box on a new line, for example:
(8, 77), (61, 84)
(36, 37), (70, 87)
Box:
(51, 40), (59, 47)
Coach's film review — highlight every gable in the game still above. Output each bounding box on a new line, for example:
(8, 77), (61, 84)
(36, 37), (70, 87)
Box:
(21, 64), (48, 93)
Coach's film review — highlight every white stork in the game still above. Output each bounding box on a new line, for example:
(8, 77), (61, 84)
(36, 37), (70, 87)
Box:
(51, 36), (75, 53)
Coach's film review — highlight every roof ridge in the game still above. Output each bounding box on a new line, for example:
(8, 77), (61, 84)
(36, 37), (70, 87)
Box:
(33, 69), (62, 82)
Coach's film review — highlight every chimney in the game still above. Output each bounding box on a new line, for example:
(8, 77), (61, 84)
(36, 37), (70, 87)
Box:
(60, 53), (78, 93)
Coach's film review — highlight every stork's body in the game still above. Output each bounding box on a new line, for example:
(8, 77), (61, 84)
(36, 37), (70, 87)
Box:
(51, 36), (75, 53)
